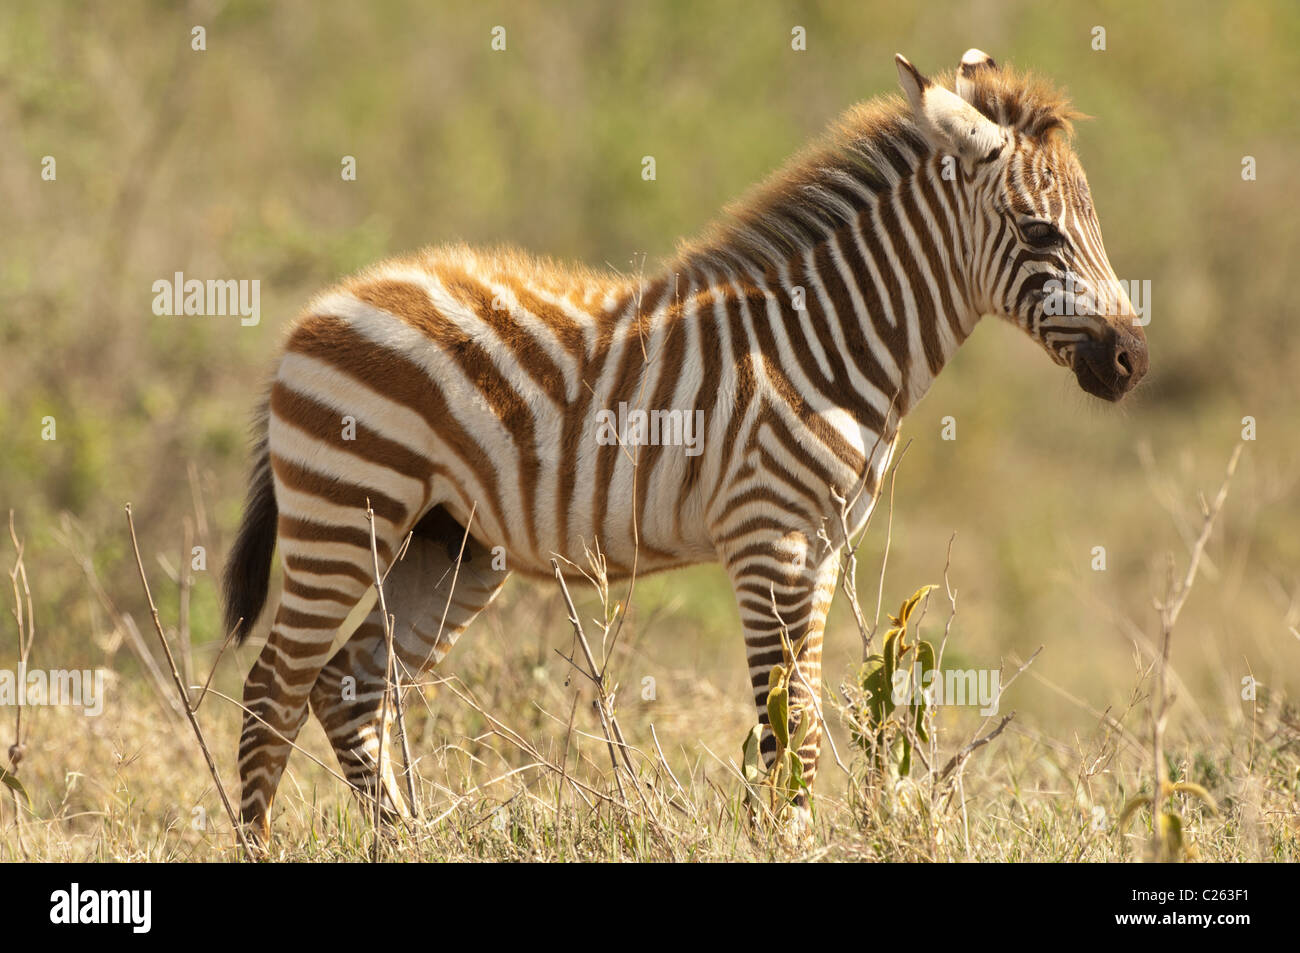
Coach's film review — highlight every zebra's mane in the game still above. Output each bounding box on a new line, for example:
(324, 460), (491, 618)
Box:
(674, 65), (1082, 274)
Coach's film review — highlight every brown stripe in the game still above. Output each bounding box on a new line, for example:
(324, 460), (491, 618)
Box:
(287, 313), (510, 547)
(875, 196), (943, 376)
(556, 316), (615, 551)
(589, 279), (671, 547)
(436, 265), (573, 406)
(713, 514), (806, 547)
(631, 289), (691, 544)
(353, 279), (541, 552)
(857, 205), (917, 400)
(899, 175), (966, 344)
(274, 606), (347, 632)
(754, 338), (866, 475)
(284, 554), (373, 586)
(719, 485), (817, 529)
(801, 244), (892, 424)
(270, 383), (435, 488)
(491, 272), (589, 362)
(737, 579), (813, 601)
(705, 283), (759, 514)
(837, 224), (910, 404)
(279, 515), (393, 563)
(270, 450), (409, 527)
(282, 575), (356, 607)
(750, 430), (830, 513)
(673, 293), (722, 540)
(916, 158), (975, 316)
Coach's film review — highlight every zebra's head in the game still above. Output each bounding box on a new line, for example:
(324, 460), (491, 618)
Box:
(896, 49), (1148, 402)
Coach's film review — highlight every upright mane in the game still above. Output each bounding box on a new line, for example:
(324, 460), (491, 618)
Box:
(674, 64), (1083, 274)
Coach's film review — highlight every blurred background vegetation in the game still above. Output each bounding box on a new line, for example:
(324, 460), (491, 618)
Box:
(1, 0), (1297, 853)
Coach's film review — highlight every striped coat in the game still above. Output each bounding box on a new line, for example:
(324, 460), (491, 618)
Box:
(225, 49), (1147, 842)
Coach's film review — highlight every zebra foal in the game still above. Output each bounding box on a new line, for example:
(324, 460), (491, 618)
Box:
(223, 49), (1148, 843)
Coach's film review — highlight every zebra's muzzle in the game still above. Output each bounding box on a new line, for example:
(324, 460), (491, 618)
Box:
(1072, 328), (1147, 402)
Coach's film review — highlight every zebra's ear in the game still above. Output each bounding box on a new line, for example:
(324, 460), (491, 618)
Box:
(896, 53), (1004, 166)
(955, 48), (998, 104)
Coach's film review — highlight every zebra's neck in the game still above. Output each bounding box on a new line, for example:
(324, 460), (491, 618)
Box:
(669, 154), (982, 426)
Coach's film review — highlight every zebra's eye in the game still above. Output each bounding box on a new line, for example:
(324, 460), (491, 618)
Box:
(1021, 220), (1063, 248)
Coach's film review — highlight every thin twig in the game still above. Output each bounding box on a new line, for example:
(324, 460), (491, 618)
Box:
(872, 439), (912, 636)
(1145, 443), (1242, 857)
(550, 559), (672, 846)
(939, 713), (1015, 781)
(552, 561), (631, 806)
(365, 500), (416, 858)
(124, 504), (253, 860)
(5, 512), (35, 856)
(192, 621), (242, 712)
(177, 517), (195, 693)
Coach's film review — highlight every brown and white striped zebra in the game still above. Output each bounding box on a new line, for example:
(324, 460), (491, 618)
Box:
(224, 49), (1148, 843)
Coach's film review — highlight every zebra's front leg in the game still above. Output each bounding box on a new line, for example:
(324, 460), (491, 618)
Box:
(722, 528), (841, 819)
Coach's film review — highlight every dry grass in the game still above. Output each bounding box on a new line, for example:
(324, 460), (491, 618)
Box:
(2, 447), (1295, 863)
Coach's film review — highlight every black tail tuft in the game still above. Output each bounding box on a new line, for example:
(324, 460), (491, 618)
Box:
(222, 400), (277, 646)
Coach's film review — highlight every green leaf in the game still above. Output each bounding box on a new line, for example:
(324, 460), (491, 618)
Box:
(1171, 782), (1220, 815)
(0, 768), (29, 805)
(783, 749), (805, 798)
(790, 632), (808, 666)
(883, 629), (900, 710)
(768, 663), (786, 693)
(915, 639), (936, 678)
(742, 723), (762, 777)
(791, 708), (811, 752)
(1118, 795), (1149, 831)
(859, 657), (889, 732)
(896, 585), (937, 628)
(767, 669), (790, 750)
(913, 639), (937, 743)
(913, 696), (929, 744)
(1159, 812), (1184, 858)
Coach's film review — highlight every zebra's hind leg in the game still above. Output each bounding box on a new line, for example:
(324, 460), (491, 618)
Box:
(237, 537), (383, 846)
(309, 507), (508, 822)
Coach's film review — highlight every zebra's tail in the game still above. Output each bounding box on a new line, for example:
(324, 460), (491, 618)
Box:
(222, 398), (277, 646)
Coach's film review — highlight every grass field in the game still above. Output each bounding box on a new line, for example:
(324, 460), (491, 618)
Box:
(1, 1), (1297, 862)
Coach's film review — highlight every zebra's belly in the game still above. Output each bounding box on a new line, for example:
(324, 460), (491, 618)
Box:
(458, 533), (716, 582)
(440, 463), (716, 580)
